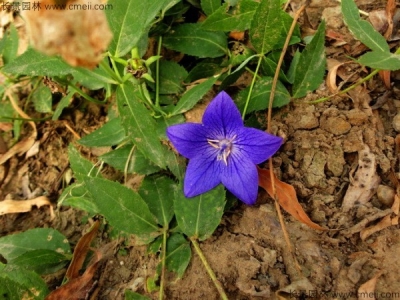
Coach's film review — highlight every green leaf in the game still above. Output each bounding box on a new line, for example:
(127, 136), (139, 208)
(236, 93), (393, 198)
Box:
(235, 76), (291, 113)
(201, 0), (221, 15)
(171, 75), (218, 115)
(165, 233), (191, 278)
(0, 266), (48, 300)
(139, 176), (175, 227)
(84, 177), (159, 241)
(31, 82), (52, 113)
(164, 146), (186, 181)
(201, 0), (258, 32)
(106, 0), (169, 57)
(100, 143), (160, 175)
(174, 185), (225, 240)
(286, 49), (300, 84)
(117, 84), (166, 168)
(10, 249), (69, 275)
(78, 117), (126, 147)
(163, 23), (227, 58)
(72, 64), (118, 90)
(154, 60), (188, 94)
(341, 0), (389, 52)
(0, 23), (19, 64)
(0, 228), (70, 261)
(2, 48), (72, 77)
(261, 54), (289, 82)
(52, 92), (75, 120)
(358, 50), (400, 70)
(249, 0), (299, 54)
(292, 21), (326, 98)
(68, 144), (100, 181)
(125, 290), (151, 300)
(185, 61), (222, 83)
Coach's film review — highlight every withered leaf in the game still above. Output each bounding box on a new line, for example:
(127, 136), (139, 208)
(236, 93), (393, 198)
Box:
(258, 167), (326, 231)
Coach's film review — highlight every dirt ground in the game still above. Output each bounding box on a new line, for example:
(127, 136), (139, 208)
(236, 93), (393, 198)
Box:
(1, 0), (400, 299)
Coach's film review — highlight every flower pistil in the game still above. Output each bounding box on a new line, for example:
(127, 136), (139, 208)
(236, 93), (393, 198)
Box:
(207, 135), (237, 165)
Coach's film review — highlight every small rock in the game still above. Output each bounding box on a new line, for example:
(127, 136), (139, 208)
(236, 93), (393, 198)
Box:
(392, 113), (400, 132)
(345, 109), (368, 126)
(377, 185), (395, 207)
(321, 116), (351, 135)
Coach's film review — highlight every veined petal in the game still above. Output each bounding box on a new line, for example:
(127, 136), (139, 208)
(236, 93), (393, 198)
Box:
(167, 123), (208, 159)
(202, 91), (243, 137)
(235, 127), (283, 164)
(220, 152), (259, 205)
(184, 151), (221, 197)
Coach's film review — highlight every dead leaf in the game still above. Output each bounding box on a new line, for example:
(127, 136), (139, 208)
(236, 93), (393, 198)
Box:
(258, 167), (326, 231)
(0, 196), (54, 219)
(46, 221), (101, 300)
(229, 31), (245, 41)
(357, 271), (383, 300)
(341, 145), (380, 212)
(22, 0), (112, 69)
(378, 70), (391, 89)
(66, 221), (100, 280)
(384, 0), (396, 39)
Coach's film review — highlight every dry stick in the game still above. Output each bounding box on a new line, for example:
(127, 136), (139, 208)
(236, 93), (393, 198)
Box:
(266, 4), (307, 277)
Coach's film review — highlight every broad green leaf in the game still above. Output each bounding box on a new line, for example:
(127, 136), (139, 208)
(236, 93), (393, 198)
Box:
(185, 61), (222, 83)
(0, 23), (18, 64)
(52, 92), (75, 120)
(2, 48), (72, 77)
(117, 84), (166, 168)
(358, 50), (400, 70)
(171, 75), (218, 115)
(106, 0), (168, 57)
(68, 144), (100, 181)
(249, 0), (299, 54)
(78, 117), (126, 147)
(10, 249), (69, 275)
(235, 76), (291, 113)
(84, 177), (159, 241)
(165, 233), (191, 278)
(31, 82), (52, 113)
(139, 176), (175, 227)
(201, 0), (258, 32)
(59, 183), (99, 215)
(154, 60), (188, 94)
(292, 21), (326, 98)
(286, 49), (300, 84)
(72, 64), (119, 90)
(125, 290), (151, 300)
(174, 185), (225, 240)
(261, 54), (289, 82)
(0, 228), (70, 261)
(0, 266), (48, 300)
(100, 143), (160, 175)
(163, 23), (227, 58)
(341, 0), (389, 52)
(201, 0), (221, 15)
(164, 146), (186, 181)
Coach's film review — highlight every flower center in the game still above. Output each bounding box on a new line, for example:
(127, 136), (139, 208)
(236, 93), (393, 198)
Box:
(207, 135), (237, 165)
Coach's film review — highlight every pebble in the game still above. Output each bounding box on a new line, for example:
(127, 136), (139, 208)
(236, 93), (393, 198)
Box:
(377, 185), (395, 207)
(392, 113), (400, 132)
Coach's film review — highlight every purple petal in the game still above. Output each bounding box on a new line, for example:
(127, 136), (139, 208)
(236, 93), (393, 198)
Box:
(220, 152), (259, 205)
(167, 123), (209, 159)
(202, 91), (243, 138)
(235, 127), (283, 164)
(183, 151), (222, 197)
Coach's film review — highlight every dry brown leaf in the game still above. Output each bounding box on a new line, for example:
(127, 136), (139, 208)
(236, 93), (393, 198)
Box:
(357, 271), (383, 300)
(326, 60), (345, 93)
(22, 0), (112, 69)
(0, 196), (54, 219)
(384, 0), (396, 39)
(378, 70), (391, 89)
(341, 145), (380, 212)
(66, 221), (100, 280)
(229, 31), (245, 41)
(258, 168), (326, 231)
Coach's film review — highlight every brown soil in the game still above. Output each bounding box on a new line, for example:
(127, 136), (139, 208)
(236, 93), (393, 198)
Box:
(1, 0), (400, 299)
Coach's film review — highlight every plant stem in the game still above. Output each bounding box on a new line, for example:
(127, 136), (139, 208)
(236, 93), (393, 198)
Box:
(241, 55), (263, 119)
(159, 228), (168, 300)
(190, 237), (228, 300)
(155, 36), (163, 108)
(68, 84), (105, 105)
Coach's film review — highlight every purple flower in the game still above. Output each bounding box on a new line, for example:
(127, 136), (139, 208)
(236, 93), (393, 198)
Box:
(166, 91), (283, 205)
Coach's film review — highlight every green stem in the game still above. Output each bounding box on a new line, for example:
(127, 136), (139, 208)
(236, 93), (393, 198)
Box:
(68, 84), (105, 105)
(109, 55), (123, 83)
(159, 228), (167, 300)
(155, 36), (163, 108)
(190, 237), (228, 300)
(241, 55), (263, 119)
(307, 68), (379, 104)
(99, 59), (121, 83)
(0, 115), (51, 122)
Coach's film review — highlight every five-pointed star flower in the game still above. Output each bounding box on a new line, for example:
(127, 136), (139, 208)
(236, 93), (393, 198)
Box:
(166, 91), (283, 205)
